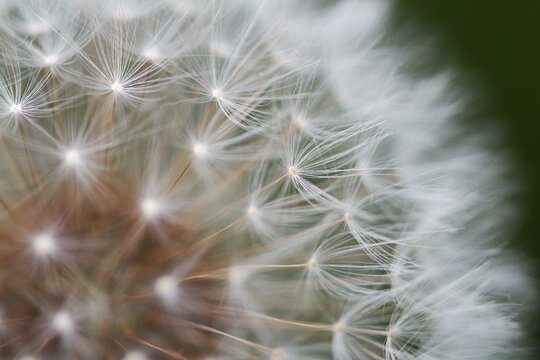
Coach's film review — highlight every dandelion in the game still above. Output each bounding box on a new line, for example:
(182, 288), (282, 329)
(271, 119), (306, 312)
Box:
(0, 0), (529, 359)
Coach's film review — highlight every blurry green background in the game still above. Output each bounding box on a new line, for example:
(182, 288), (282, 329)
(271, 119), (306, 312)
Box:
(392, 0), (540, 354)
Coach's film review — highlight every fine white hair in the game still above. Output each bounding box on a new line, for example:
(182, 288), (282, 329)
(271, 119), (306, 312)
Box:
(0, 0), (529, 359)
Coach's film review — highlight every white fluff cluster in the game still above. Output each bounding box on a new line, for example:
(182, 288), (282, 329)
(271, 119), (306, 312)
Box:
(0, 0), (527, 359)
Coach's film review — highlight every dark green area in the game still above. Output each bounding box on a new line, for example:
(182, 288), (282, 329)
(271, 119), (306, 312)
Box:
(391, 0), (540, 353)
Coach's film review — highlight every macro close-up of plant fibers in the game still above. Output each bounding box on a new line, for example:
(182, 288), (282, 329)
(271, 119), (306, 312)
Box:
(0, 0), (534, 359)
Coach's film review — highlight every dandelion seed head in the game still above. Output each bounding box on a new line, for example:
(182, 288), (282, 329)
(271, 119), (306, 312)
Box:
(0, 0), (528, 358)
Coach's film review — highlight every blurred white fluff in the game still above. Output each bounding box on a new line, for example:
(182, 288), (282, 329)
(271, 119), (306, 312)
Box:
(0, 0), (529, 359)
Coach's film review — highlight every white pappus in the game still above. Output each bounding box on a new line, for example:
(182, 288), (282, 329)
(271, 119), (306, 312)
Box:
(0, 0), (530, 359)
